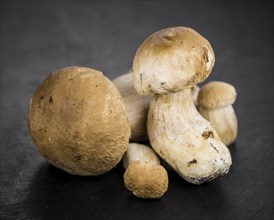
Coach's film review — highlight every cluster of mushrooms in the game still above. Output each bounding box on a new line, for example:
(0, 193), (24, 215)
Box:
(29, 26), (238, 199)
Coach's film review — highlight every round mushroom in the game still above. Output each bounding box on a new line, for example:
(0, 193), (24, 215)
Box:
(123, 143), (168, 199)
(113, 72), (152, 141)
(28, 66), (130, 175)
(198, 81), (238, 146)
(132, 27), (232, 184)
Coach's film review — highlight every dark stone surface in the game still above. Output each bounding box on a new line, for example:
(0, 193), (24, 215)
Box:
(1, 1), (273, 219)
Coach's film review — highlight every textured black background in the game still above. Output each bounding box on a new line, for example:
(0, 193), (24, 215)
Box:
(1, 1), (273, 219)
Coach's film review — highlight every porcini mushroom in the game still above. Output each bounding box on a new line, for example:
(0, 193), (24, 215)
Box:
(132, 27), (232, 184)
(113, 72), (152, 141)
(197, 81), (238, 146)
(123, 143), (168, 199)
(28, 66), (130, 175)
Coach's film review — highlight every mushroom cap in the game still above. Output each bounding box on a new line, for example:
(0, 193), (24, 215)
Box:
(198, 81), (237, 109)
(132, 26), (215, 95)
(124, 161), (168, 199)
(28, 66), (130, 175)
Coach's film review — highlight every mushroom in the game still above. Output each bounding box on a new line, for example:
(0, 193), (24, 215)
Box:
(113, 72), (152, 141)
(123, 143), (168, 199)
(197, 81), (238, 146)
(132, 27), (232, 184)
(28, 66), (130, 175)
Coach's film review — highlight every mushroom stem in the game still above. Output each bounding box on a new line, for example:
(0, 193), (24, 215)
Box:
(123, 143), (160, 169)
(191, 85), (200, 107)
(148, 88), (232, 184)
(113, 73), (152, 141)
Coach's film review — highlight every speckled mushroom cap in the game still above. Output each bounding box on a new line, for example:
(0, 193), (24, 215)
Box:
(132, 26), (215, 95)
(198, 81), (237, 109)
(28, 66), (130, 175)
(124, 161), (168, 199)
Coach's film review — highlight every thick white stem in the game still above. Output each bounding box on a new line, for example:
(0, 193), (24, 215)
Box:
(113, 73), (152, 141)
(147, 89), (232, 184)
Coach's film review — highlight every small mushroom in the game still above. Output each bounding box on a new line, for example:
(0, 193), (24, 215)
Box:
(113, 72), (152, 141)
(198, 81), (238, 146)
(28, 66), (130, 175)
(123, 143), (168, 199)
(132, 27), (232, 184)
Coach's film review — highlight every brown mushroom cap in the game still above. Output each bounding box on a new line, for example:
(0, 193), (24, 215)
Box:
(132, 26), (215, 95)
(28, 66), (130, 175)
(124, 161), (168, 199)
(198, 81), (237, 109)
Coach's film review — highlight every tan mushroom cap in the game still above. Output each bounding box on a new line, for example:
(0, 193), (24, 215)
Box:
(198, 81), (237, 109)
(124, 161), (168, 199)
(132, 26), (215, 95)
(28, 66), (130, 175)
